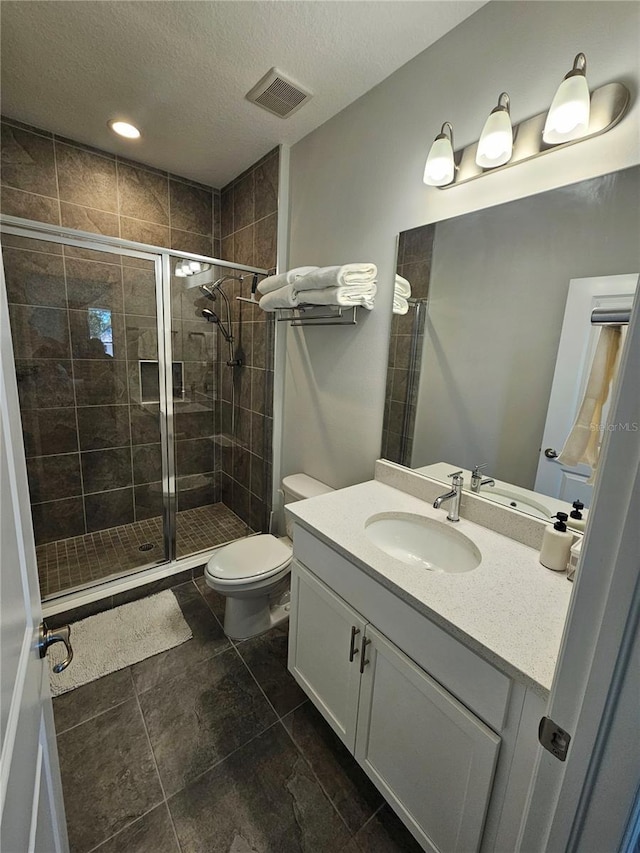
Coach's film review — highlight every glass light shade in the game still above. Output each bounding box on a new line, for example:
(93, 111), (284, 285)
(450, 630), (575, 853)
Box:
(543, 75), (590, 143)
(476, 109), (513, 168)
(423, 136), (455, 186)
(108, 120), (141, 139)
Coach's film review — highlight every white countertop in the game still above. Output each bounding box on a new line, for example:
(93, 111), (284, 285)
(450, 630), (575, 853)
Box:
(286, 479), (574, 695)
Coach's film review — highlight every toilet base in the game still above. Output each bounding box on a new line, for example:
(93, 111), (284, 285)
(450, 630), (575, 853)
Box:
(222, 578), (290, 641)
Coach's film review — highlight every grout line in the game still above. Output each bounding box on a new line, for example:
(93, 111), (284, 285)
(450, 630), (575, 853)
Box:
(164, 717), (282, 803)
(277, 711), (358, 840)
(83, 801), (167, 853)
(53, 685), (134, 737)
(133, 686), (184, 851)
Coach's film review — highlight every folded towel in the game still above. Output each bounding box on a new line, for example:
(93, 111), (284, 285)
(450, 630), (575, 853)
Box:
(393, 295), (409, 315)
(292, 263), (377, 293)
(259, 285), (301, 311)
(558, 325), (625, 478)
(299, 283), (377, 311)
(257, 267), (319, 296)
(394, 274), (411, 299)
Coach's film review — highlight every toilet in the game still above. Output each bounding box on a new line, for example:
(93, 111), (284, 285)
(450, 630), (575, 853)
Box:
(204, 474), (333, 640)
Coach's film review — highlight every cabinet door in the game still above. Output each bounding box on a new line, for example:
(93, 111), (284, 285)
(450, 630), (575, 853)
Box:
(288, 561), (367, 751)
(355, 626), (500, 853)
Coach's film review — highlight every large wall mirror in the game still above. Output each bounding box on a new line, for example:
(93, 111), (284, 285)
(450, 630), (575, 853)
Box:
(382, 165), (640, 524)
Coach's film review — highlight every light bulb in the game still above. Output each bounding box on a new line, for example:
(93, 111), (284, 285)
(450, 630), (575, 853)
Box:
(543, 53), (590, 144)
(423, 122), (455, 187)
(108, 120), (141, 140)
(476, 93), (513, 169)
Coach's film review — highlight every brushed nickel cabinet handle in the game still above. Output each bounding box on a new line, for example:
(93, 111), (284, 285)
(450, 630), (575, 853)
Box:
(349, 626), (360, 662)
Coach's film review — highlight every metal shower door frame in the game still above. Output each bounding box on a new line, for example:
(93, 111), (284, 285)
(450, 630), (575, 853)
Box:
(0, 215), (269, 590)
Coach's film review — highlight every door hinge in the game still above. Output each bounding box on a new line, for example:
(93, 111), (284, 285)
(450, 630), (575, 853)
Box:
(539, 716), (571, 761)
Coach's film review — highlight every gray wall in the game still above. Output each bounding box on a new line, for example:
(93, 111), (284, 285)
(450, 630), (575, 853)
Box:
(284, 1), (640, 490)
(411, 167), (640, 488)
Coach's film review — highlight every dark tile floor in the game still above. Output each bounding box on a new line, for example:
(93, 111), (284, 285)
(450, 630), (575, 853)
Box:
(53, 579), (423, 853)
(38, 502), (253, 598)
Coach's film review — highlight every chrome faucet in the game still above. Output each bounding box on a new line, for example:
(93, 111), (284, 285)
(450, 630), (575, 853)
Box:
(433, 471), (464, 522)
(470, 464), (495, 493)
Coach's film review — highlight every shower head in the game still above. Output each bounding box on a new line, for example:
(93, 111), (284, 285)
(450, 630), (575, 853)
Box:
(199, 284), (217, 301)
(202, 308), (234, 343)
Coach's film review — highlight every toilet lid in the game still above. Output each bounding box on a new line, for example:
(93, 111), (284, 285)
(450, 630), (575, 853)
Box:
(205, 534), (292, 582)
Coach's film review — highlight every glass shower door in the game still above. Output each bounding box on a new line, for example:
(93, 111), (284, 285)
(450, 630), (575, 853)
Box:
(3, 232), (169, 598)
(169, 257), (252, 559)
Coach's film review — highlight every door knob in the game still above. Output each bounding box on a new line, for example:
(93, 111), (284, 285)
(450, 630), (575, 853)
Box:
(38, 622), (73, 673)
(544, 448), (559, 459)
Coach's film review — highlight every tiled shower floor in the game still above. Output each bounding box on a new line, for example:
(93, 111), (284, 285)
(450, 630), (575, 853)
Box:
(37, 503), (253, 598)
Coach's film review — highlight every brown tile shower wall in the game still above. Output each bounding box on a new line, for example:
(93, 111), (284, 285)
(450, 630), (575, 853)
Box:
(1, 117), (222, 543)
(382, 224), (434, 466)
(0, 117), (220, 256)
(219, 149), (279, 531)
(5, 243), (166, 544)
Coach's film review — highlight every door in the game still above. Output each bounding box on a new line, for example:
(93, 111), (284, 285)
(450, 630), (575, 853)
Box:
(288, 561), (367, 751)
(1, 256), (69, 851)
(534, 273), (638, 504)
(355, 625), (500, 853)
(519, 291), (640, 852)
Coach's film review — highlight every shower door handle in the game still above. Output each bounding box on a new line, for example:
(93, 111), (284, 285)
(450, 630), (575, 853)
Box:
(38, 622), (73, 673)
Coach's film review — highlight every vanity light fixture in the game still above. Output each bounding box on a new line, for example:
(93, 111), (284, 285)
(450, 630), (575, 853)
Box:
(476, 93), (513, 168)
(108, 119), (141, 140)
(424, 52), (629, 190)
(543, 53), (590, 144)
(423, 122), (456, 187)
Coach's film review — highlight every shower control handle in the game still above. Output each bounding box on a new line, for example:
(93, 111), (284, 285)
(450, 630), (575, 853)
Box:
(349, 626), (360, 662)
(38, 622), (73, 673)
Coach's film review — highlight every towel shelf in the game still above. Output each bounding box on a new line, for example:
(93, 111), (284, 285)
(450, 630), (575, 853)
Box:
(274, 305), (359, 327)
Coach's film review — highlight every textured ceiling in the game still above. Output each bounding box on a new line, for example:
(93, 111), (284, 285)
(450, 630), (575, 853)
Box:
(0, 1), (485, 188)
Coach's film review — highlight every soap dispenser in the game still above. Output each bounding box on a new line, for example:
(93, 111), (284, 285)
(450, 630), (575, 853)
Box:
(568, 500), (587, 532)
(540, 512), (573, 572)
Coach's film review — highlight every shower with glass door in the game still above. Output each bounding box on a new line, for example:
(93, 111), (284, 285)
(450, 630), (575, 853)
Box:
(1, 216), (271, 602)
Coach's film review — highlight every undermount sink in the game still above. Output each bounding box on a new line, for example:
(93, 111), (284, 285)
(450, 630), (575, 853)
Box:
(482, 488), (552, 520)
(365, 513), (481, 573)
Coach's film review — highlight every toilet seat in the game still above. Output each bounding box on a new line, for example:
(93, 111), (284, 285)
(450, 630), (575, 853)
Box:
(205, 534), (292, 587)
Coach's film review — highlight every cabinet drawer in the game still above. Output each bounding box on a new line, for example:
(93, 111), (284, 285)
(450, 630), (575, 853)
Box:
(294, 527), (511, 731)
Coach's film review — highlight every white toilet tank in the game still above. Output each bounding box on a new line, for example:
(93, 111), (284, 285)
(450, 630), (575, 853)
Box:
(282, 473), (334, 538)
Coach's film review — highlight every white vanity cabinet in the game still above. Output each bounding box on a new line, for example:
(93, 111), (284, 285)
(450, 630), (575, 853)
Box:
(289, 560), (501, 853)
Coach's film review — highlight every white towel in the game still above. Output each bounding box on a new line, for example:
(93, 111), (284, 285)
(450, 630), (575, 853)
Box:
(299, 283), (377, 311)
(259, 285), (301, 311)
(558, 325), (625, 478)
(393, 296), (409, 315)
(257, 267), (319, 295)
(292, 263), (377, 293)
(394, 274), (411, 299)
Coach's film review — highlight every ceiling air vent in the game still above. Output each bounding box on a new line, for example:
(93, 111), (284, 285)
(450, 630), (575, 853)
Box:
(246, 68), (312, 119)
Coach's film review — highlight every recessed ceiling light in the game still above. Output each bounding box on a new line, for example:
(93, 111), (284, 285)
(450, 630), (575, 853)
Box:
(108, 120), (141, 139)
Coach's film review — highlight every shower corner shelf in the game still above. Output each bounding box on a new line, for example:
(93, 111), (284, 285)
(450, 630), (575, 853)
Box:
(275, 304), (359, 327)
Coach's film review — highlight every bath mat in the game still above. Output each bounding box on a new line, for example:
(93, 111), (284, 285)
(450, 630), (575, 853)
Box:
(49, 590), (192, 696)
